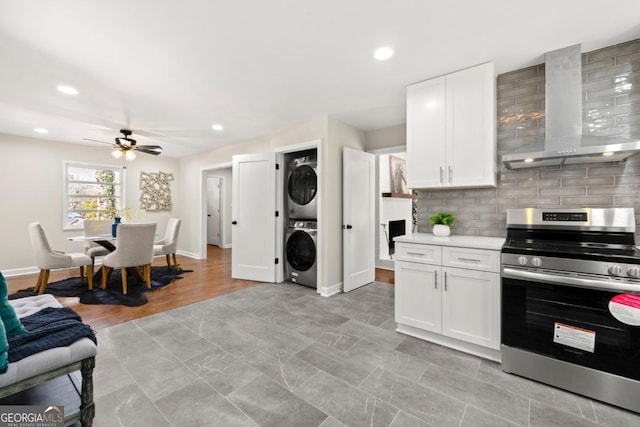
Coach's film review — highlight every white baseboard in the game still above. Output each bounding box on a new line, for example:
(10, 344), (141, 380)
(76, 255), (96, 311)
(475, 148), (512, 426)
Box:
(176, 250), (200, 259)
(6, 251), (200, 277)
(2, 266), (40, 277)
(396, 323), (501, 362)
(318, 282), (342, 297)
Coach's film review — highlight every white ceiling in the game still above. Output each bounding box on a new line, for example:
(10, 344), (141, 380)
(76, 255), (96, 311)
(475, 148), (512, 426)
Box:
(1, 0), (639, 158)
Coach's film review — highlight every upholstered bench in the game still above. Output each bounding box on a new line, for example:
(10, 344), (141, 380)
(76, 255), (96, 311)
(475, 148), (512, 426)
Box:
(0, 294), (96, 427)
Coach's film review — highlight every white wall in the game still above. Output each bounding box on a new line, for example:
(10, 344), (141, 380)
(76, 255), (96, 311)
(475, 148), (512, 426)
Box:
(175, 116), (364, 293)
(0, 134), (179, 274)
(177, 136), (271, 257)
(365, 124), (406, 151)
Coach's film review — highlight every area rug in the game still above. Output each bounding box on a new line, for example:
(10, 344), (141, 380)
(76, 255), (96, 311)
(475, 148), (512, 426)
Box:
(9, 266), (192, 307)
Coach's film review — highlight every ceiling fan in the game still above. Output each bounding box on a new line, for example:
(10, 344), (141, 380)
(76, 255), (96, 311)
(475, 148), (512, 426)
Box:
(84, 129), (163, 160)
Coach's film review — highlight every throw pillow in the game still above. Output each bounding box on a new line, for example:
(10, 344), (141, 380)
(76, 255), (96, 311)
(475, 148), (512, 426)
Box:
(0, 272), (27, 336)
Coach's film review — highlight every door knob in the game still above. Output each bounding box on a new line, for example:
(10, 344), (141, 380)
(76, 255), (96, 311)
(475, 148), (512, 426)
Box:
(232, 221), (237, 225)
(346, 224), (352, 229)
(208, 214), (211, 217)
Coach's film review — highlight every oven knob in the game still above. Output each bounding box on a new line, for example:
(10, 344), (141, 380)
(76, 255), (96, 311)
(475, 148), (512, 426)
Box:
(531, 257), (542, 267)
(517, 256), (528, 265)
(628, 266), (640, 278)
(609, 265), (623, 276)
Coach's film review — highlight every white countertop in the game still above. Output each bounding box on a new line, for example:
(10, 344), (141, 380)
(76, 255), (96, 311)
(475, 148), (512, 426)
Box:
(395, 233), (505, 250)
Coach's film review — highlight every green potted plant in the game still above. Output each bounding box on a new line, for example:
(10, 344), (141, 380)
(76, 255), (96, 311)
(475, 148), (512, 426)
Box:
(429, 212), (455, 237)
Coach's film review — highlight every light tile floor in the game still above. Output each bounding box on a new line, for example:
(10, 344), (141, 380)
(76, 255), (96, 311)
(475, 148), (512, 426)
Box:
(92, 282), (640, 427)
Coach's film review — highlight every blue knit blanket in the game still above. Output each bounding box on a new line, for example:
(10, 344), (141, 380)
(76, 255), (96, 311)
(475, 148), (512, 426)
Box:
(8, 307), (97, 363)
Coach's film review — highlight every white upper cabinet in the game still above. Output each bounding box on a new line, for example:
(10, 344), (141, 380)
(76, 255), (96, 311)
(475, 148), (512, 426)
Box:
(407, 62), (496, 189)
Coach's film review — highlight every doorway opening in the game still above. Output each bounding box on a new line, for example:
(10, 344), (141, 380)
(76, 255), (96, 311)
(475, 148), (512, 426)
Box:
(199, 163), (232, 259)
(369, 147), (413, 271)
(206, 176), (223, 247)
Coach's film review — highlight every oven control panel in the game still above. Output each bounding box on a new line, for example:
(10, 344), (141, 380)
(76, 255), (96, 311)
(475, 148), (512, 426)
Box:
(503, 253), (640, 281)
(542, 212), (588, 222)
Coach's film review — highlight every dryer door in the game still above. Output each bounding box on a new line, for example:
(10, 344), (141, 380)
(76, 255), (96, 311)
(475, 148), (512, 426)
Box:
(286, 230), (316, 271)
(288, 165), (317, 206)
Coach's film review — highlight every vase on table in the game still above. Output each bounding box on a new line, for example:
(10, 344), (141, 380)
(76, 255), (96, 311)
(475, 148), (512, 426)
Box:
(111, 217), (121, 237)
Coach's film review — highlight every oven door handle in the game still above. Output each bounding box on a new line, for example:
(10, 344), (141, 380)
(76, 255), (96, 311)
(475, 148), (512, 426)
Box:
(502, 267), (640, 293)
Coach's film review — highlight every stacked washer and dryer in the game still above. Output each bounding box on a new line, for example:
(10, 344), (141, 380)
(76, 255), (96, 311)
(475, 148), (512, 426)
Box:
(285, 149), (318, 288)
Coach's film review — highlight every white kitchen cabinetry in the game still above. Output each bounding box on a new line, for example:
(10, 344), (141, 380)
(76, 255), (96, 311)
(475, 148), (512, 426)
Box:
(440, 266), (500, 349)
(394, 234), (504, 361)
(406, 62), (496, 189)
(395, 261), (441, 332)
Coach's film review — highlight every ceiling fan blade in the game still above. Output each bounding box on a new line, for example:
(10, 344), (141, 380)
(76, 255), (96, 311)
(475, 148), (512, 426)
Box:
(137, 146), (163, 155)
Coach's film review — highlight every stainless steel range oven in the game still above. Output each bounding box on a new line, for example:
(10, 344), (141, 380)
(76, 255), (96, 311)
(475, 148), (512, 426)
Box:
(501, 208), (640, 413)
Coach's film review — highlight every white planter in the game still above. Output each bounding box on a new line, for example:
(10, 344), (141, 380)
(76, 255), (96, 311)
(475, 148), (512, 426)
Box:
(433, 224), (451, 237)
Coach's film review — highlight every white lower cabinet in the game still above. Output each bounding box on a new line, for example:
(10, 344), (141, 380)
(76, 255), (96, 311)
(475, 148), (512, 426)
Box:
(395, 261), (441, 332)
(440, 267), (500, 350)
(395, 240), (501, 361)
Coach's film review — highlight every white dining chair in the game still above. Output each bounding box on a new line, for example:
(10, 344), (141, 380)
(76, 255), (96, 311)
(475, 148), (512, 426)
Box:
(153, 218), (181, 270)
(101, 223), (157, 294)
(28, 222), (94, 294)
(83, 219), (112, 272)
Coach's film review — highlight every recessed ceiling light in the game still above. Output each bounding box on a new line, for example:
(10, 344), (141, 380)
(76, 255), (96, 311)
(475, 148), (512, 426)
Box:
(602, 152), (614, 157)
(524, 158), (534, 163)
(34, 128), (48, 134)
(374, 47), (394, 61)
(57, 85), (79, 95)
(211, 124), (224, 131)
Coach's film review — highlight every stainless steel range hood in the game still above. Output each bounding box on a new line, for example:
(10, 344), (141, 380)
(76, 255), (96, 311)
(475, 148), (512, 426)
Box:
(502, 44), (640, 170)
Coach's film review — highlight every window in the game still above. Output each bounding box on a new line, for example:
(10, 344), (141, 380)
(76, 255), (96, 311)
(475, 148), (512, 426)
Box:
(63, 161), (127, 230)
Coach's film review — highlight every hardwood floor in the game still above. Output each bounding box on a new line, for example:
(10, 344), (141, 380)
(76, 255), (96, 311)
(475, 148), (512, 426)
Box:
(6, 246), (395, 330)
(375, 267), (395, 284)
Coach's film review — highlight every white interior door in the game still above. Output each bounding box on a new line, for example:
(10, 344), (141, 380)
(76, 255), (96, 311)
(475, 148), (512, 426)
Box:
(207, 177), (221, 246)
(343, 147), (375, 292)
(232, 153), (277, 282)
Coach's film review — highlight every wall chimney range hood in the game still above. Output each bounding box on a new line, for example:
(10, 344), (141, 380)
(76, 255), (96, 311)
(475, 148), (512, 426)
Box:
(502, 44), (640, 170)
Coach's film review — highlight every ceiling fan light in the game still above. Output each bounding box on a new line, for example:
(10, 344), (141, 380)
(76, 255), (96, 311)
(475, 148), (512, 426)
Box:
(125, 150), (136, 161)
(111, 149), (123, 159)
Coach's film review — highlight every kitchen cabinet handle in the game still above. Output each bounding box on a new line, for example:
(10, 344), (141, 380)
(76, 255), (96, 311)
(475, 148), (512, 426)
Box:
(434, 270), (438, 289)
(444, 271), (447, 291)
(407, 252), (424, 256)
(458, 257), (481, 263)
(439, 166), (444, 183)
(448, 166), (452, 183)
